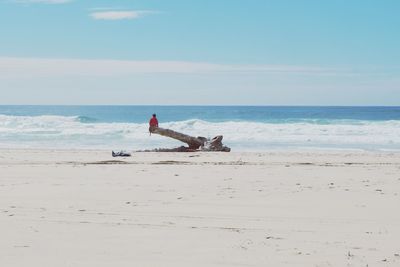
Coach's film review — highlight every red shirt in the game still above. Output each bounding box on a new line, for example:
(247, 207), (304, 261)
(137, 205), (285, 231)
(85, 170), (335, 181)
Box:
(149, 117), (158, 127)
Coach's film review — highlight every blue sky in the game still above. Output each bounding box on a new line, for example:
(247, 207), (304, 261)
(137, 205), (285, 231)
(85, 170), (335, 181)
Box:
(0, 0), (399, 105)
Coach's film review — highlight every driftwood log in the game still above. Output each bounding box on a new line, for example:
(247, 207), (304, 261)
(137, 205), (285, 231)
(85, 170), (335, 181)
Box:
(147, 126), (231, 152)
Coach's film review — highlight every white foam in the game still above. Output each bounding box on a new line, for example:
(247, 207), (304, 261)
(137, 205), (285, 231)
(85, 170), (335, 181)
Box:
(1, 115), (400, 151)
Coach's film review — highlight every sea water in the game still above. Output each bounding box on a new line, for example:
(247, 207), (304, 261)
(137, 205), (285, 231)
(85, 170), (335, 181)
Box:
(0, 106), (400, 151)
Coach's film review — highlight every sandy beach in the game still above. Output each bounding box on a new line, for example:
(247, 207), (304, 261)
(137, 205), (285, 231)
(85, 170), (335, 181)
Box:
(1, 149), (400, 266)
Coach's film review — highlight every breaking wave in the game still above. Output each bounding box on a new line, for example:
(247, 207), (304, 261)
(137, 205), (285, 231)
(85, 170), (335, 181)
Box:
(1, 114), (400, 151)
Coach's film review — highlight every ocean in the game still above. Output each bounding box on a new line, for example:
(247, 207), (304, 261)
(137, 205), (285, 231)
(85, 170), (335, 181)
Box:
(0, 106), (400, 151)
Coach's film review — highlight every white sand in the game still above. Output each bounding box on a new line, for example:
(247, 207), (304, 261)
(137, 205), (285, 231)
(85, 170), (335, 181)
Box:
(1, 149), (400, 266)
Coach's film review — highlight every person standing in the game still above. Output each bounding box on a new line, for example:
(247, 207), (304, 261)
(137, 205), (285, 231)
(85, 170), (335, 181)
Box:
(149, 113), (159, 134)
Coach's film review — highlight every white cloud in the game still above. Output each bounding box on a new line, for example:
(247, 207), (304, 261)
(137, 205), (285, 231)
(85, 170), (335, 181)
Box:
(0, 57), (350, 79)
(90, 10), (155, 20)
(0, 57), (397, 105)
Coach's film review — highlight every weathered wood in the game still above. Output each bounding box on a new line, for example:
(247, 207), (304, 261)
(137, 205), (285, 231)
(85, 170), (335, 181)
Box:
(149, 126), (231, 152)
(202, 135), (231, 152)
(151, 127), (205, 149)
(138, 146), (198, 152)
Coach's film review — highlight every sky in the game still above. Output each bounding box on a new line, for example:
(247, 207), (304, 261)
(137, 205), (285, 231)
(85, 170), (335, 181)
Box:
(0, 0), (399, 105)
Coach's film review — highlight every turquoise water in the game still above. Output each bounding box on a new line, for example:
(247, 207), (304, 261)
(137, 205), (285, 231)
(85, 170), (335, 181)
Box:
(1, 106), (400, 123)
(0, 106), (400, 151)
